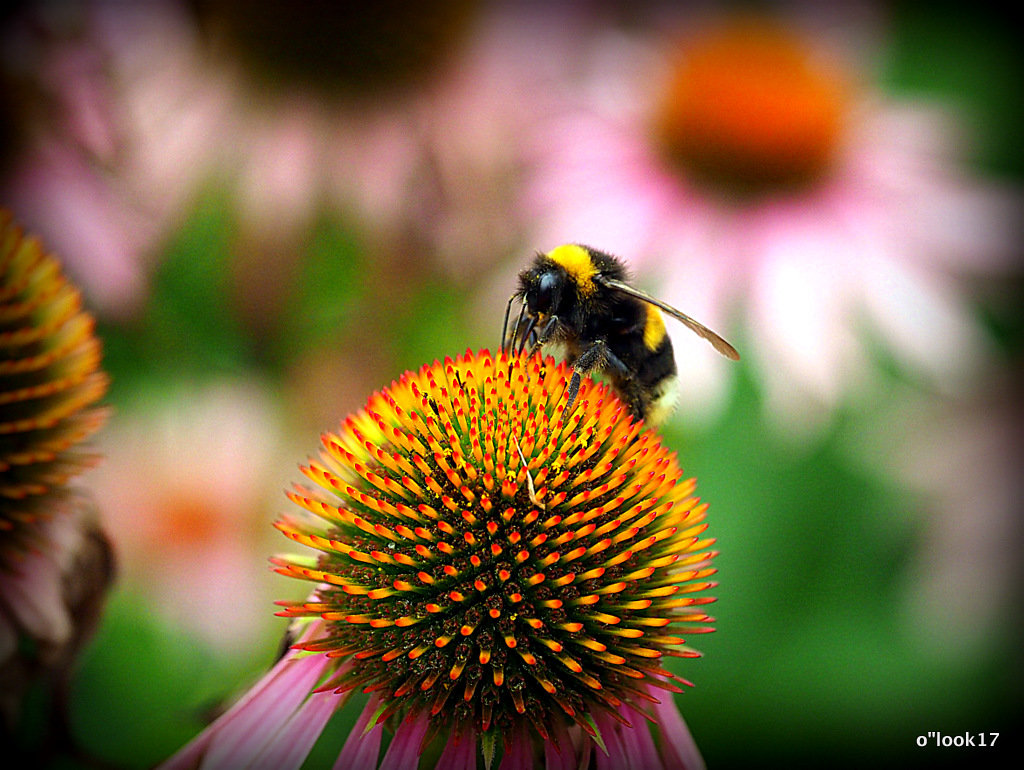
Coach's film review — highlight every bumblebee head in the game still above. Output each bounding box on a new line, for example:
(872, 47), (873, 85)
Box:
(521, 243), (602, 316)
(503, 256), (570, 353)
(502, 245), (608, 353)
(523, 263), (565, 316)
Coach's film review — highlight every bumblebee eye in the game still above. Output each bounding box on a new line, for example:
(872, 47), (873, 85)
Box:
(529, 271), (560, 313)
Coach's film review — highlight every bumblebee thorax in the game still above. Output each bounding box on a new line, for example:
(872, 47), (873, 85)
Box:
(547, 244), (599, 297)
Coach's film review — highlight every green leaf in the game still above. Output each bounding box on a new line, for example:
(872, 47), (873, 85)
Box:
(582, 713), (607, 755)
(481, 730), (497, 770)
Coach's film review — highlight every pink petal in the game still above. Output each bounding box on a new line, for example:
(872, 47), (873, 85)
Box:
(158, 645), (332, 769)
(497, 723), (534, 770)
(593, 712), (629, 770)
(436, 730), (477, 770)
(333, 696), (384, 770)
(251, 689), (339, 770)
(858, 251), (990, 393)
(378, 711), (430, 770)
(200, 652), (332, 768)
(543, 719), (580, 770)
(0, 550), (71, 646)
(651, 694), (705, 770)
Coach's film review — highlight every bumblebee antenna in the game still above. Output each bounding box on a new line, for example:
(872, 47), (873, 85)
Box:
(501, 293), (517, 353)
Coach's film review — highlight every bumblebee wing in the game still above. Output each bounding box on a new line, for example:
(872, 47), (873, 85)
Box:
(600, 277), (740, 360)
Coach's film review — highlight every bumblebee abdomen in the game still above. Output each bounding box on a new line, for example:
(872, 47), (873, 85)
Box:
(603, 328), (678, 426)
(634, 333), (676, 392)
(643, 372), (680, 428)
(642, 305), (667, 351)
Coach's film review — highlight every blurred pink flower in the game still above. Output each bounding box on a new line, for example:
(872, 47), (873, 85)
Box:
(3, 0), (582, 325)
(1, 6), (167, 319)
(523, 8), (1020, 432)
(87, 382), (292, 653)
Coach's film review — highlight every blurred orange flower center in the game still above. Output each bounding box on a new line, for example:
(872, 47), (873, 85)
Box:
(655, 16), (849, 195)
(159, 496), (221, 546)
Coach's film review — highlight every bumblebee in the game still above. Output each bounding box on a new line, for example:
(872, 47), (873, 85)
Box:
(502, 244), (739, 427)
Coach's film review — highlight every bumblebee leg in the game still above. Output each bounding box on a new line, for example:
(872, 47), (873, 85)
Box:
(560, 340), (617, 422)
(505, 303), (528, 383)
(562, 370), (583, 423)
(525, 315), (559, 357)
(594, 349), (648, 420)
(598, 347), (631, 380)
(517, 316), (538, 355)
(512, 305), (532, 354)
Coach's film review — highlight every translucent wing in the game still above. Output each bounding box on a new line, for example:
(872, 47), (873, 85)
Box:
(600, 277), (740, 361)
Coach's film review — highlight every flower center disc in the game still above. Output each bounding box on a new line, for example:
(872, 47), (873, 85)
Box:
(193, 0), (478, 99)
(1, 211), (108, 566)
(655, 15), (849, 196)
(274, 350), (717, 744)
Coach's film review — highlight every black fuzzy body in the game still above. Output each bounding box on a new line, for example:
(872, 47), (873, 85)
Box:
(510, 246), (678, 423)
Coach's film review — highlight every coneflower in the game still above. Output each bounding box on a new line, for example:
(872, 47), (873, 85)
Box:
(162, 349), (716, 769)
(0, 209), (112, 734)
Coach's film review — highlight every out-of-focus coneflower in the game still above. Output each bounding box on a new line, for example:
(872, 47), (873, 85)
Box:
(88, 382), (288, 654)
(0, 210), (112, 734)
(1, 0), (562, 323)
(161, 349), (717, 770)
(525, 8), (1019, 432)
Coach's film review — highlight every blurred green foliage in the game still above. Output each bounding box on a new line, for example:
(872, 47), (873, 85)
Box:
(883, 3), (1024, 178)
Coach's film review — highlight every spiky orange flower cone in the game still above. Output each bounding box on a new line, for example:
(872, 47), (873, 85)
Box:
(0, 209), (112, 730)
(163, 349), (717, 769)
(0, 210), (109, 559)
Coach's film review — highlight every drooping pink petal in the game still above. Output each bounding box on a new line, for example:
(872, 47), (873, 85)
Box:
(857, 250), (990, 393)
(594, 712), (631, 770)
(378, 711), (431, 770)
(199, 652), (333, 769)
(619, 706), (662, 770)
(436, 730), (478, 770)
(651, 694), (705, 770)
(250, 689), (340, 770)
(543, 718), (581, 770)
(0, 549), (72, 646)
(497, 723), (535, 770)
(158, 643), (332, 770)
(333, 696), (385, 770)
